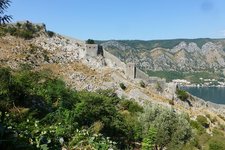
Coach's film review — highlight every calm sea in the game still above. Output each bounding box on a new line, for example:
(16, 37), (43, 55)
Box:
(182, 87), (225, 104)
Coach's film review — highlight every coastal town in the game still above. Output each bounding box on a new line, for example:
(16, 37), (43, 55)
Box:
(172, 78), (225, 87)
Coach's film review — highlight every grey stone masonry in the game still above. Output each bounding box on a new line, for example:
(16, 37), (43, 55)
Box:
(85, 44), (99, 57)
(126, 63), (136, 79)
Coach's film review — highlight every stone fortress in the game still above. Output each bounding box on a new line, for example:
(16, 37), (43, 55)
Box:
(84, 43), (167, 90)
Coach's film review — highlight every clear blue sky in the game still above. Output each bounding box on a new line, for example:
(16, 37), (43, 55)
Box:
(7, 0), (225, 40)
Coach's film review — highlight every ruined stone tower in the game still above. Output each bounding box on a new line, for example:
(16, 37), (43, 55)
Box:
(85, 44), (99, 57)
(126, 63), (136, 79)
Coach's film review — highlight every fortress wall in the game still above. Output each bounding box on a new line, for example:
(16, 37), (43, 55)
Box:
(136, 68), (150, 81)
(102, 48), (167, 89)
(157, 78), (167, 90)
(103, 50), (126, 69)
(148, 77), (160, 83)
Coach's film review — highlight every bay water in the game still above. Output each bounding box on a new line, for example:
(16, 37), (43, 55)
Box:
(182, 87), (225, 104)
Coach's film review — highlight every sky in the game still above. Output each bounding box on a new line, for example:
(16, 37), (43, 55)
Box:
(6, 0), (225, 40)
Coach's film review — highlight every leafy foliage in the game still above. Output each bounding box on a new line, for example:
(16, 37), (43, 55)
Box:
(139, 104), (192, 150)
(1, 67), (225, 149)
(46, 30), (55, 37)
(119, 83), (126, 90)
(86, 39), (95, 44)
(140, 80), (146, 88)
(196, 115), (209, 128)
(0, 0), (12, 24)
(141, 127), (157, 150)
(0, 68), (144, 149)
(0, 21), (43, 39)
(176, 89), (189, 101)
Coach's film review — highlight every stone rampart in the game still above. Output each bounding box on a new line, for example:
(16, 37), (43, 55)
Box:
(136, 68), (150, 80)
(103, 50), (126, 69)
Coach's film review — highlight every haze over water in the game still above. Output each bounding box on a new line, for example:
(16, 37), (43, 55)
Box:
(183, 87), (225, 104)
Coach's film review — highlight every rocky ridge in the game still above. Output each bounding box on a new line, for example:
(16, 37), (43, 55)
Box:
(99, 39), (225, 72)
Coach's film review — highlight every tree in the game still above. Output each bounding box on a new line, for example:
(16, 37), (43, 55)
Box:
(139, 105), (192, 150)
(86, 39), (95, 44)
(0, 0), (12, 24)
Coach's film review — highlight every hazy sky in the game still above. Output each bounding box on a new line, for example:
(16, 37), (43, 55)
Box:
(7, 0), (225, 40)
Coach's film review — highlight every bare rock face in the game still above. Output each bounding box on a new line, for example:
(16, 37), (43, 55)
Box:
(171, 41), (187, 53)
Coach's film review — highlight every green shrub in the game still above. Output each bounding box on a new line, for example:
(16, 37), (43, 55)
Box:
(142, 127), (157, 150)
(190, 120), (205, 134)
(169, 99), (174, 105)
(196, 115), (209, 128)
(189, 136), (202, 149)
(139, 105), (192, 150)
(17, 30), (34, 39)
(86, 39), (95, 44)
(119, 83), (126, 90)
(176, 89), (189, 101)
(209, 140), (225, 150)
(47, 30), (55, 37)
(0, 68), (146, 149)
(119, 99), (143, 113)
(140, 80), (146, 88)
(0, 22), (43, 40)
(206, 114), (217, 124)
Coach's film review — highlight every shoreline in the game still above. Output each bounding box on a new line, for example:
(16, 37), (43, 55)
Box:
(181, 85), (225, 88)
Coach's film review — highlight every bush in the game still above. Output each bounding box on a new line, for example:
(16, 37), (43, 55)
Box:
(119, 99), (143, 113)
(0, 22), (44, 40)
(140, 80), (146, 88)
(209, 140), (225, 150)
(0, 68), (147, 149)
(47, 30), (55, 37)
(196, 115), (209, 128)
(142, 127), (157, 150)
(169, 99), (174, 105)
(119, 83), (126, 90)
(17, 30), (34, 39)
(139, 105), (192, 150)
(86, 39), (95, 44)
(176, 89), (189, 101)
(190, 120), (205, 135)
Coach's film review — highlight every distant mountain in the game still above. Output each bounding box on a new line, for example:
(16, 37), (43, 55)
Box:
(97, 39), (225, 80)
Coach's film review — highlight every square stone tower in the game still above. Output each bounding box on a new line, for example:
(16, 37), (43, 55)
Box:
(126, 63), (136, 79)
(85, 44), (99, 57)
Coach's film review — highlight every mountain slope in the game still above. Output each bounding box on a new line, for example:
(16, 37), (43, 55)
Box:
(98, 39), (225, 77)
(2, 22), (225, 122)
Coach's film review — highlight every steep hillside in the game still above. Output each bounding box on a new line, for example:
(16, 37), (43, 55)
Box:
(98, 39), (225, 81)
(0, 22), (224, 111)
(2, 22), (225, 149)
